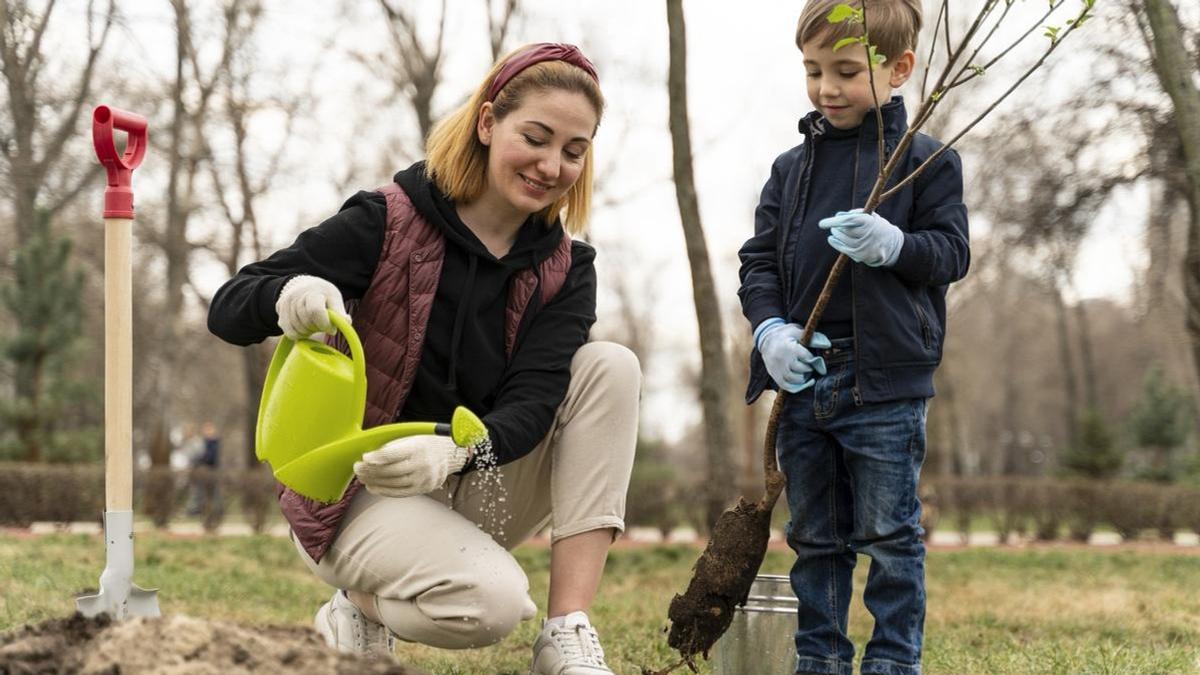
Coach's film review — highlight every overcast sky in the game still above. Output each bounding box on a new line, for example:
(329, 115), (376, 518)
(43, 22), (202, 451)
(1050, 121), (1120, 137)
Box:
(85, 0), (1147, 441)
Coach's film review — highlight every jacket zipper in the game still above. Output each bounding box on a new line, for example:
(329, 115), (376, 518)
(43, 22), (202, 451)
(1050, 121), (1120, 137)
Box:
(783, 131), (818, 307)
(850, 129), (864, 407)
(910, 294), (934, 349)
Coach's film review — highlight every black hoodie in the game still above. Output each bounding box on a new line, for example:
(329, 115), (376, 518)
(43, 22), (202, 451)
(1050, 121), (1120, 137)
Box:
(208, 162), (598, 466)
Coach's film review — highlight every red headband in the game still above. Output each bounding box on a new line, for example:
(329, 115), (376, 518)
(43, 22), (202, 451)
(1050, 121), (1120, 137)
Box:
(486, 43), (599, 102)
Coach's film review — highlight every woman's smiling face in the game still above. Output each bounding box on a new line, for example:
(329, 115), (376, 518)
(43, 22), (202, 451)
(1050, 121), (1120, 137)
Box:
(476, 89), (599, 217)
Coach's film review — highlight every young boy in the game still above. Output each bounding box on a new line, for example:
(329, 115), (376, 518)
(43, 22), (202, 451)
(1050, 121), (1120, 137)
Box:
(737, 2), (969, 674)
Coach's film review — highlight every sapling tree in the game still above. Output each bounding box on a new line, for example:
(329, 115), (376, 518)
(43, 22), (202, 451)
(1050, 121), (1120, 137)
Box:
(648, 2), (1100, 672)
(1129, 364), (1193, 482)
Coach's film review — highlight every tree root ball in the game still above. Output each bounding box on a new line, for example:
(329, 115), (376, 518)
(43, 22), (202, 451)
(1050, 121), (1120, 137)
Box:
(666, 497), (773, 659)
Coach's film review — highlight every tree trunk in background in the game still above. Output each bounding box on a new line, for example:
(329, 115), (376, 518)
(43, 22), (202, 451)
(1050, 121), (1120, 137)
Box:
(943, 373), (968, 476)
(241, 345), (270, 464)
(147, 0), (193, 469)
(1000, 334), (1021, 474)
(1074, 299), (1099, 411)
(1142, 0), (1200, 414)
(1050, 278), (1080, 452)
(665, 0), (735, 529)
(1150, 190), (1200, 435)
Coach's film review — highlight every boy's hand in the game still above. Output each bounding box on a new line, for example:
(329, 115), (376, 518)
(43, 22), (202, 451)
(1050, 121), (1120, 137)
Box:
(754, 318), (831, 393)
(819, 209), (904, 267)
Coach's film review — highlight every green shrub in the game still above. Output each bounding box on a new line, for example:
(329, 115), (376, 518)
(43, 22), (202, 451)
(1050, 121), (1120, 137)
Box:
(0, 463), (104, 525)
(1100, 482), (1164, 540)
(137, 467), (182, 528)
(237, 467), (279, 533)
(1065, 480), (1101, 542)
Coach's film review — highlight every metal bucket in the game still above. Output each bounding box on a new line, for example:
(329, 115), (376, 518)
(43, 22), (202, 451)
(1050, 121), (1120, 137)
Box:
(712, 574), (797, 674)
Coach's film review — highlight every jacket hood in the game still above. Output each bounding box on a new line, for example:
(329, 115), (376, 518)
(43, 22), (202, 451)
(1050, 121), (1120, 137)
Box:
(393, 161), (565, 270)
(799, 95), (908, 142)
(392, 161), (567, 393)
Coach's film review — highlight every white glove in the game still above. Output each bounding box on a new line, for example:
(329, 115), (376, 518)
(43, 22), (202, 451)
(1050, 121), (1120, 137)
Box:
(818, 208), (905, 267)
(275, 275), (349, 339)
(353, 435), (473, 499)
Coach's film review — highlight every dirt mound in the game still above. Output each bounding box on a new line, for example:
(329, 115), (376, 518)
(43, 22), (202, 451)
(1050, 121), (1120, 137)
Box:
(0, 613), (426, 674)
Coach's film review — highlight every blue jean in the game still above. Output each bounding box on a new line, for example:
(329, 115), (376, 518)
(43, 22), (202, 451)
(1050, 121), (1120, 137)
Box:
(776, 340), (928, 675)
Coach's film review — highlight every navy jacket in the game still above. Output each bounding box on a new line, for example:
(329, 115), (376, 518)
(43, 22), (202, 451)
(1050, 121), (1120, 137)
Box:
(738, 97), (969, 404)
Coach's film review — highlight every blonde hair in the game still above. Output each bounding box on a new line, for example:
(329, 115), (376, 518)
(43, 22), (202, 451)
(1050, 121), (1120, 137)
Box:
(425, 45), (605, 235)
(796, 0), (922, 64)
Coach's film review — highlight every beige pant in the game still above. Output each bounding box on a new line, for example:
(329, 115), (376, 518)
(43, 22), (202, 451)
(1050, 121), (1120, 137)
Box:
(293, 341), (640, 649)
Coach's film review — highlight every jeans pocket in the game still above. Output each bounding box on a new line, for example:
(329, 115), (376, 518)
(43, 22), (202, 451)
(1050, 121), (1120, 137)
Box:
(814, 360), (849, 420)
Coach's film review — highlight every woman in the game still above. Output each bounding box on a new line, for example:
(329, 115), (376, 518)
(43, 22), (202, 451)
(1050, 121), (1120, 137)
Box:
(208, 43), (639, 674)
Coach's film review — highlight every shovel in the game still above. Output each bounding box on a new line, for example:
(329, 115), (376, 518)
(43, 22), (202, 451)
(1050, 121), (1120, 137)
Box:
(76, 105), (160, 620)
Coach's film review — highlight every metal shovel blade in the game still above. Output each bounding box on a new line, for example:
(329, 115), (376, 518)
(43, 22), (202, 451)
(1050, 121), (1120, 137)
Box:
(76, 510), (160, 620)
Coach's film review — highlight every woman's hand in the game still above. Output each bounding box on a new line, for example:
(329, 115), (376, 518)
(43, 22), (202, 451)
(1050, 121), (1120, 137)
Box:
(353, 436), (473, 498)
(275, 275), (349, 339)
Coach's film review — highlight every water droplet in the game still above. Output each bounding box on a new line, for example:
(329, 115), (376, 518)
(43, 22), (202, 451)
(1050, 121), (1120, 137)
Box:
(468, 437), (512, 539)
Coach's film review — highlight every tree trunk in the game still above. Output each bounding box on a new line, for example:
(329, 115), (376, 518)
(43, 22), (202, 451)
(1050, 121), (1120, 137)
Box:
(665, 0), (735, 528)
(241, 343), (270, 466)
(1074, 299), (1099, 411)
(146, 0), (194, 469)
(1142, 0), (1200, 414)
(1050, 277), (1080, 451)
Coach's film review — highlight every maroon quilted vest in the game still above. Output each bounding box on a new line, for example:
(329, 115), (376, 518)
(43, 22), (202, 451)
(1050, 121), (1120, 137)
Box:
(280, 182), (573, 562)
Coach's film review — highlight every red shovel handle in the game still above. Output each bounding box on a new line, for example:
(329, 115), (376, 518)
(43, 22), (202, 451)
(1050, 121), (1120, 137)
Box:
(93, 105), (148, 218)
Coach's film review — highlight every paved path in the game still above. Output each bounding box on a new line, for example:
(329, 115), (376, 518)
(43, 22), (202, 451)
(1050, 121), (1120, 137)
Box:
(10, 522), (1200, 549)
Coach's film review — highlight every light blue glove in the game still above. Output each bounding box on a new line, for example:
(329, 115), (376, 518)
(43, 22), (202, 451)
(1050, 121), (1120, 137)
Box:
(818, 208), (904, 267)
(754, 318), (831, 393)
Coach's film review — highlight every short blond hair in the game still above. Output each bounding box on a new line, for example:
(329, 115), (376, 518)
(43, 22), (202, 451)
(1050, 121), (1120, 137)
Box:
(425, 45), (605, 236)
(796, 0), (922, 64)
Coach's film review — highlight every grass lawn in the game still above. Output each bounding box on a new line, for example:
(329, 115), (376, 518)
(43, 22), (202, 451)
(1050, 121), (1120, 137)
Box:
(2, 532), (1198, 674)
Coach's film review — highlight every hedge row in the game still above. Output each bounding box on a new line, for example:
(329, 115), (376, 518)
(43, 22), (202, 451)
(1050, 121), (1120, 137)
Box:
(921, 477), (1200, 542)
(624, 473), (1200, 542)
(0, 463), (278, 533)
(4, 464), (1198, 543)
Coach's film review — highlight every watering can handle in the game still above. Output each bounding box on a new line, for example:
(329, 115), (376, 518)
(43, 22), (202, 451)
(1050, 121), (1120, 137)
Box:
(327, 309), (366, 410)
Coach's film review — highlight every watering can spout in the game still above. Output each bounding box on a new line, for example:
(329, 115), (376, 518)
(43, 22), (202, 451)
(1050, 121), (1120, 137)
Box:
(255, 310), (487, 503)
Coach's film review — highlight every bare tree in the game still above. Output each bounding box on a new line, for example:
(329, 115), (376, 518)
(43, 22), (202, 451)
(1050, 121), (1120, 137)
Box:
(138, 0), (265, 469)
(0, 0), (115, 460)
(0, 0), (115, 245)
(375, 0), (448, 143)
(972, 108), (1138, 458)
(1134, 0), (1200, 421)
(665, 0), (735, 528)
(196, 14), (307, 465)
(484, 0), (518, 62)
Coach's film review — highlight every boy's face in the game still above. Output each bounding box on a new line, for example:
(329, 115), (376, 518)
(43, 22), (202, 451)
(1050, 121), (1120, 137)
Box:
(802, 37), (915, 130)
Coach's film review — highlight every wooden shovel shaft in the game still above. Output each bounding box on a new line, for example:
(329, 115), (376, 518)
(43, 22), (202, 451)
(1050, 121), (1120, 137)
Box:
(105, 217), (133, 511)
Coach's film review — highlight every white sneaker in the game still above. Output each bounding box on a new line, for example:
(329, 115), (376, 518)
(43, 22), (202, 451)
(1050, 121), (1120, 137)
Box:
(313, 589), (395, 657)
(531, 611), (613, 674)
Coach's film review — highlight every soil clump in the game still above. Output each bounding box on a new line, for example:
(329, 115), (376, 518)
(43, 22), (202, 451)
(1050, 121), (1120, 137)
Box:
(0, 612), (426, 674)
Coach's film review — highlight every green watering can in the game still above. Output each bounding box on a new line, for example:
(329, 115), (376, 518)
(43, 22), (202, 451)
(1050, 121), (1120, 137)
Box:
(256, 309), (486, 503)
